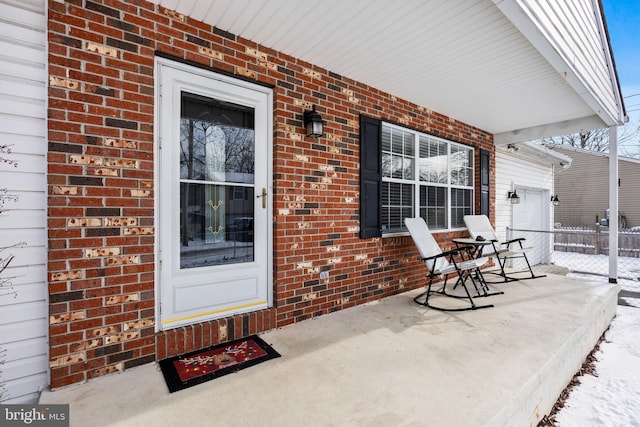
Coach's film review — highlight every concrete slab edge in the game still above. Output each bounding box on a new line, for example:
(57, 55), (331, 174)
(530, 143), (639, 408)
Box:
(487, 283), (620, 427)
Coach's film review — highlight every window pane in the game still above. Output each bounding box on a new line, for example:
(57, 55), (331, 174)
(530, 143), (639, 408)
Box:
(391, 154), (404, 179)
(419, 136), (447, 183)
(180, 92), (255, 184)
(382, 127), (392, 178)
(450, 145), (473, 186)
(420, 185), (447, 229)
(179, 92), (256, 269)
(382, 152), (392, 177)
(382, 124), (415, 180)
(382, 182), (414, 232)
(381, 126), (391, 152)
(391, 128), (404, 153)
(403, 132), (414, 157)
(450, 188), (473, 228)
(403, 157), (414, 180)
(179, 183), (254, 269)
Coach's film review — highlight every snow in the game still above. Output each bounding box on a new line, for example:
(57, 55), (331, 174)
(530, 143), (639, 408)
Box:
(551, 251), (640, 292)
(554, 301), (640, 426)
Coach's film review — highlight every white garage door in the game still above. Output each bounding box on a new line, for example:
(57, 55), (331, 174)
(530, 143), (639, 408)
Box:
(512, 188), (550, 266)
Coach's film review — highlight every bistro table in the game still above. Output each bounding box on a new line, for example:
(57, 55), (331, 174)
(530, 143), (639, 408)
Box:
(451, 237), (503, 298)
(451, 237), (493, 258)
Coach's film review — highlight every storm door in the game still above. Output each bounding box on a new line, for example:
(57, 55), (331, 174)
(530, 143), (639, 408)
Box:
(157, 59), (272, 329)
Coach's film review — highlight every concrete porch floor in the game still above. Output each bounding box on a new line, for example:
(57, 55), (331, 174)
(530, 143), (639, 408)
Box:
(40, 271), (618, 427)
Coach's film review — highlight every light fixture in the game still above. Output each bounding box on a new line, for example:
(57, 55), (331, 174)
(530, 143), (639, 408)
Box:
(508, 190), (520, 204)
(551, 195), (560, 206)
(303, 105), (324, 137)
(507, 144), (519, 153)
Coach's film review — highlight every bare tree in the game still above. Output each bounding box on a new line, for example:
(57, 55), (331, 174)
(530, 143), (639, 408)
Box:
(619, 119), (640, 158)
(541, 118), (640, 158)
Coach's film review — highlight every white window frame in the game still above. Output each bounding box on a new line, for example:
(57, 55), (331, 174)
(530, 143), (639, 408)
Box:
(381, 122), (474, 236)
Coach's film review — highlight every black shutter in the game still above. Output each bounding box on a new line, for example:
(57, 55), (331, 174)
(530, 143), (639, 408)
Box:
(480, 149), (490, 216)
(359, 115), (382, 238)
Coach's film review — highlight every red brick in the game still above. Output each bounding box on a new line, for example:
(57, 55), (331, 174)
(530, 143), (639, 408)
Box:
(70, 318), (104, 332)
(51, 372), (85, 390)
(165, 329), (177, 358)
(49, 332), (84, 346)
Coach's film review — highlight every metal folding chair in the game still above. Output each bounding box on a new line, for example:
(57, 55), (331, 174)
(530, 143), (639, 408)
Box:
(405, 217), (502, 311)
(463, 215), (546, 282)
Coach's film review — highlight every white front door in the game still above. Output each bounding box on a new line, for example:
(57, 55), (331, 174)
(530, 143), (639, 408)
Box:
(157, 59), (273, 330)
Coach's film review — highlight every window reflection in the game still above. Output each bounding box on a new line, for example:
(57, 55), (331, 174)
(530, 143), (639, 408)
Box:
(419, 136), (447, 183)
(179, 92), (255, 269)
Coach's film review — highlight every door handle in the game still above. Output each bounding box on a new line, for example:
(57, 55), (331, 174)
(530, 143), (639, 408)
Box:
(257, 187), (267, 209)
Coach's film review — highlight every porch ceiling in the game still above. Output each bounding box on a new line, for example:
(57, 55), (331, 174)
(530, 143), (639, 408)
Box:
(149, 0), (625, 144)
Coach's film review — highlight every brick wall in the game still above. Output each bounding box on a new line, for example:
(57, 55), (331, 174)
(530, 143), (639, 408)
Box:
(47, 0), (494, 389)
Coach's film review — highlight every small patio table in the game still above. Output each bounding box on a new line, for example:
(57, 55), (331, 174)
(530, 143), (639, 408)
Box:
(452, 237), (493, 258)
(451, 237), (503, 299)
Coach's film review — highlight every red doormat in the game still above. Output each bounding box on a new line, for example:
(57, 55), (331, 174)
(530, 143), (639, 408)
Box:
(159, 335), (280, 393)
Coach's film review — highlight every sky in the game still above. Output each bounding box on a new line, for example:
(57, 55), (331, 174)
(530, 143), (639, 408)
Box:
(602, 0), (640, 120)
(600, 0), (640, 157)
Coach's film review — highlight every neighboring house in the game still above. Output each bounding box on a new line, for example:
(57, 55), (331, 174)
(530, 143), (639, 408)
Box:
(495, 142), (572, 266)
(0, 0), (625, 401)
(550, 145), (640, 229)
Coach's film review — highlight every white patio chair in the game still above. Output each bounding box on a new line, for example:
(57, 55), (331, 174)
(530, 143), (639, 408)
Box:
(463, 215), (545, 282)
(404, 217), (502, 311)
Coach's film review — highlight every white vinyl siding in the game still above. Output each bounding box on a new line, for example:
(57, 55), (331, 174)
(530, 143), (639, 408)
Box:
(519, 0), (620, 120)
(0, 0), (48, 404)
(497, 0), (623, 127)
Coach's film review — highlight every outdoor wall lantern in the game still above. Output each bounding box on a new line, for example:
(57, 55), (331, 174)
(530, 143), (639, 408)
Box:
(508, 190), (521, 204)
(551, 195), (560, 206)
(303, 105), (324, 137)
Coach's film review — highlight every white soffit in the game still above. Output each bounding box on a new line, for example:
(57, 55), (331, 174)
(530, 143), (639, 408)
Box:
(148, 0), (624, 142)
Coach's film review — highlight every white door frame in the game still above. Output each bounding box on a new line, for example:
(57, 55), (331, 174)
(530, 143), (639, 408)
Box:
(154, 57), (273, 331)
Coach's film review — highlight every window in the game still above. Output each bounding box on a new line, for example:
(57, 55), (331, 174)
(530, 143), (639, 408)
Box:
(179, 92), (256, 268)
(380, 122), (474, 234)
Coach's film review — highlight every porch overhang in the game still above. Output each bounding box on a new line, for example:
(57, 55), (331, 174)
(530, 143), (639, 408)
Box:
(149, 0), (626, 143)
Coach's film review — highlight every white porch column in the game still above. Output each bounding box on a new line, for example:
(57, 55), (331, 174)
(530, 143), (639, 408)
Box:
(608, 125), (618, 283)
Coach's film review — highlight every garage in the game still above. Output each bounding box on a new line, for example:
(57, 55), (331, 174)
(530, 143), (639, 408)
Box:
(494, 142), (572, 269)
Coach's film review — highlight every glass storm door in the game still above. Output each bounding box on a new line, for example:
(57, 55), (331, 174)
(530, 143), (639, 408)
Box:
(157, 59), (272, 330)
